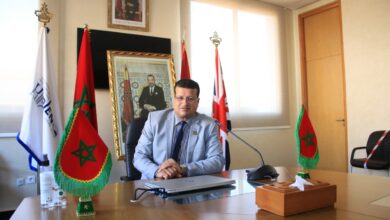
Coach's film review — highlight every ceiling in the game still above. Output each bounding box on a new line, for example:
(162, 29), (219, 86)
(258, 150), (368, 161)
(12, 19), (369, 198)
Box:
(258, 0), (321, 9)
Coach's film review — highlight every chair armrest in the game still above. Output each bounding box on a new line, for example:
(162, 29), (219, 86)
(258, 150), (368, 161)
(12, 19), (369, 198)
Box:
(350, 146), (367, 161)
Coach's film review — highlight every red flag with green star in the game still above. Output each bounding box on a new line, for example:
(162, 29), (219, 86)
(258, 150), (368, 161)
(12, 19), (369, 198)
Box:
(73, 27), (98, 130)
(295, 106), (319, 169)
(54, 107), (112, 197)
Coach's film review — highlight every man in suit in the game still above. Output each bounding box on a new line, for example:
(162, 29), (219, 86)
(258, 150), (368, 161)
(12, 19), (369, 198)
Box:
(134, 79), (225, 179)
(138, 74), (166, 118)
(124, 0), (140, 21)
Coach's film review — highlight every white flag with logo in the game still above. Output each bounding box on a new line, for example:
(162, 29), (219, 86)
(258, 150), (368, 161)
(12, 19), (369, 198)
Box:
(17, 27), (63, 171)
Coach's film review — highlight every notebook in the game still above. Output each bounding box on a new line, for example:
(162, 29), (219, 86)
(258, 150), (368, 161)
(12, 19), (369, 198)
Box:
(144, 175), (236, 194)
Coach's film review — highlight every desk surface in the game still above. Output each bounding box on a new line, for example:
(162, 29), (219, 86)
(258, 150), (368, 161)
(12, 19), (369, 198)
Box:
(11, 167), (390, 219)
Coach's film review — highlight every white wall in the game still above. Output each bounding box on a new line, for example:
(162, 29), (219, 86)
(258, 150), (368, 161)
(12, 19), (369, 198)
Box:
(0, 137), (37, 211)
(341, 0), (390, 175)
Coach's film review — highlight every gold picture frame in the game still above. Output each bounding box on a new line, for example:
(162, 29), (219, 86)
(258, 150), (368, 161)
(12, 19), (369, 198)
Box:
(108, 0), (149, 32)
(107, 50), (176, 160)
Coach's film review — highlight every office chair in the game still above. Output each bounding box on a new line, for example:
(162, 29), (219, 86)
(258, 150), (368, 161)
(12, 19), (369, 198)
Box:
(120, 117), (147, 181)
(350, 130), (390, 174)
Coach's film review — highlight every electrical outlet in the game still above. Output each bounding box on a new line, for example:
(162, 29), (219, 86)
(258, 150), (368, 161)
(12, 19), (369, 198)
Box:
(16, 178), (25, 186)
(25, 175), (36, 184)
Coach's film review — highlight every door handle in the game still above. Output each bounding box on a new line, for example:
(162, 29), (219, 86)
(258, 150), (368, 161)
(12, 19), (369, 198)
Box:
(336, 119), (345, 122)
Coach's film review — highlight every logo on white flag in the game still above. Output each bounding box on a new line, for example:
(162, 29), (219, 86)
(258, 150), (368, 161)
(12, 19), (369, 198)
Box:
(31, 78), (59, 137)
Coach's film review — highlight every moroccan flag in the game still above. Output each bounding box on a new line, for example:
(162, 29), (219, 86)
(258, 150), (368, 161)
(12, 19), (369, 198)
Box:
(295, 106), (319, 169)
(212, 47), (231, 170)
(180, 40), (191, 79)
(16, 27), (63, 171)
(54, 107), (112, 197)
(122, 65), (134, 125)
(73, 27), (98, 130)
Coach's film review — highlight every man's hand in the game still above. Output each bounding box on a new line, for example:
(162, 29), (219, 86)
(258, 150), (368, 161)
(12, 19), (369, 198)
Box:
(143, 104), (157, 112)
(155, 159), (183, 179)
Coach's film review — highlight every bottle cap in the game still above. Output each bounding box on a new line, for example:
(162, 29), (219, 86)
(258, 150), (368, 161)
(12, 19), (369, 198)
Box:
(41, 154), (50, 166)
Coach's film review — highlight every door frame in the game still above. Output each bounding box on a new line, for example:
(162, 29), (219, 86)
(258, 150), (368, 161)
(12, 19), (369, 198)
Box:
(298, 1), (349, 170)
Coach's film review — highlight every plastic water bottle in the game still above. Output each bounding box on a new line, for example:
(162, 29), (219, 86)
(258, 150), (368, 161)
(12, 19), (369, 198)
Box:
(39, 155), (54, 208)
(52, 178), (67, 207)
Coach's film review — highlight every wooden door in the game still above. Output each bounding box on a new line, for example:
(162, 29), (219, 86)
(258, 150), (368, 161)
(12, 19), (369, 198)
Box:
(299, 2), (348, 172)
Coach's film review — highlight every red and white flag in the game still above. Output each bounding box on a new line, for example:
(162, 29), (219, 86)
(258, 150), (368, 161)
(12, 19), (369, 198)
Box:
(73, 27), (98, 130)
(180, 40), (191, 79)
(212, 47), (231, 170)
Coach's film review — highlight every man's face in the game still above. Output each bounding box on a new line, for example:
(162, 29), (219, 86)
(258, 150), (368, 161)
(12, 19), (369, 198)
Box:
(147, 76), (155, 86)
(173, 87), (199, 121)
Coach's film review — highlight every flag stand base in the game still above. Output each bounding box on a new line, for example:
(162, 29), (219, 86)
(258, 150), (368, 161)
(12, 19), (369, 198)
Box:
(297, 171), (310, 179)
(76, 197), (95, 216)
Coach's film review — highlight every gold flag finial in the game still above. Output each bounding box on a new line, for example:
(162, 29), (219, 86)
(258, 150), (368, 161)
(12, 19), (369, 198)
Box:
(210, 31), (222, 47)
(35, 3), (53, 26)
(83, 24), (91, 39)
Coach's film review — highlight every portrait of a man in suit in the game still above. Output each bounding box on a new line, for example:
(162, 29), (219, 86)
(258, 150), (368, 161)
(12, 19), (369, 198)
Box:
(138, 74), (166, 118)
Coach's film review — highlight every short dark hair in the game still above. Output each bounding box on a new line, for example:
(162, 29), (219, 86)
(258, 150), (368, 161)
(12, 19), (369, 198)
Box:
(174, 79), (200, 97)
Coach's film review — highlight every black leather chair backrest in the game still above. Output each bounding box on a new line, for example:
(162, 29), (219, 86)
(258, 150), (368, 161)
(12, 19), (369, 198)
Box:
(123, 117), (147, 181)
(366, 130), (390, 162)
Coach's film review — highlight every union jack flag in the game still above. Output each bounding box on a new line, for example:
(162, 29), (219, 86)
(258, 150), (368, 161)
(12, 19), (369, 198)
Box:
(212, 47), (231, 170)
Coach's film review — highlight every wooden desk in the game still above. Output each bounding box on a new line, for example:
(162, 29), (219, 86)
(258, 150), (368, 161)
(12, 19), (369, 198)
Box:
(11, 167), (390, 219)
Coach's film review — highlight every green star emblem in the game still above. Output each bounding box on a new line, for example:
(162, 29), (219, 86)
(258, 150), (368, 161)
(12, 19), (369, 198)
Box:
(74, 85), (96, 119)
(72, 140), (96, 166)
(302, 131), (315, 147)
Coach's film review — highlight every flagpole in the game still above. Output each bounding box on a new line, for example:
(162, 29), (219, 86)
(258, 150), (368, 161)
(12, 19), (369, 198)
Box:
(210, 31), (233, 170)
(34, 2), (53, 196)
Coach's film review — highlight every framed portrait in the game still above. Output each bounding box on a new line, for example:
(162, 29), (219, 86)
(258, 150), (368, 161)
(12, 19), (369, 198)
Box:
(107, 50), (176, 160)
(108, 0), (149, 32)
